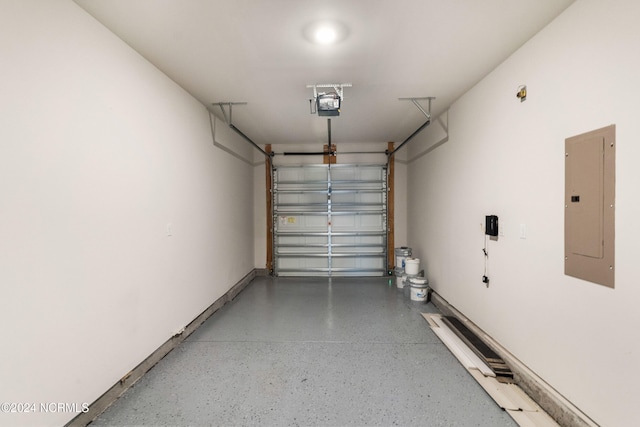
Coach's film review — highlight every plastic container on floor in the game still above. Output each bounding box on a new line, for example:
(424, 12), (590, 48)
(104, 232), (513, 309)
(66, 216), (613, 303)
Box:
(394, 247), (412, 270)
(405, 258), (420, 275)
(409, 276), (429, 302)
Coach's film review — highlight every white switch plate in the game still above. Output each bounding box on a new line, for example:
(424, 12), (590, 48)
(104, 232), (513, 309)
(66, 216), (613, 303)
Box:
(520, 223), (526, 239)
(166, 223), (173, 237)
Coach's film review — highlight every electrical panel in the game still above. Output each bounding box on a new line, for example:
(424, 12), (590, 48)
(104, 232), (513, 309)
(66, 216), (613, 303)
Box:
(565, 125), (615, 288)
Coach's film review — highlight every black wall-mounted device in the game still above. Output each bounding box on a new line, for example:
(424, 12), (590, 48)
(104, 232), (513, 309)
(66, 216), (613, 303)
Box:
(485, 215), (499, 236)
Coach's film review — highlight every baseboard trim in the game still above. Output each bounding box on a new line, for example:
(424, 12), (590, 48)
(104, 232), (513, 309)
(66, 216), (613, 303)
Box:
(66, 269), (259, 427)
(430, 291), (599, 427)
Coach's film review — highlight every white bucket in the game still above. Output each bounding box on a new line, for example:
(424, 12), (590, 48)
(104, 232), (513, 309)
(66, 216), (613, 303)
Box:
(405, 258), (420, 275)
(409, 277), (429, 302)
(400, 273), (419, 289)
(396, 273), (409, 289)
(394, 247), (412, 269)
(396, 274), (404, 289)
(410, 286), (428, 302)
(409, 277), (428, 286)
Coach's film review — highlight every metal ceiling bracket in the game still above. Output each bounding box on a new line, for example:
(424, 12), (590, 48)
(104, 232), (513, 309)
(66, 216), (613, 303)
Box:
(211, 102), (248, 125)
(387, 97), (436, 159)
(210, 101), (273, 159)
(307, 83), (352, 104)
(398, 97), (436, 119)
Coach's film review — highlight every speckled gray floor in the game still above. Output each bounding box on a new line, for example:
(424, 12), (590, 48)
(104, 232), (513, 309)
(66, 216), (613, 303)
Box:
(90, 276), (517, 426)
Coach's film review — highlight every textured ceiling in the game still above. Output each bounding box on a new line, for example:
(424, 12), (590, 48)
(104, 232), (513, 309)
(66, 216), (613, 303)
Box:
(74, 0), (574, 146)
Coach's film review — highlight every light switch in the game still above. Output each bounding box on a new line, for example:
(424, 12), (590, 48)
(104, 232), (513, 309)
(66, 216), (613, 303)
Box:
(519, 224), (526, 239)
(166, 223), (173, 237)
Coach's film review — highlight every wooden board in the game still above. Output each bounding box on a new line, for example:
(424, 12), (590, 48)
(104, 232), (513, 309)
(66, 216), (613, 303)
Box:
(265, 144), (273, 272)
(387, 142), (395, 271)
(424, 313), (495, 377)
(443, 316), (514, 381)
(422, 313), (559, 427)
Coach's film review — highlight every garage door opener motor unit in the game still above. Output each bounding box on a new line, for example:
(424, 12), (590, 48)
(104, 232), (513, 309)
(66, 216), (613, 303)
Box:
(308, 83), (352, 117)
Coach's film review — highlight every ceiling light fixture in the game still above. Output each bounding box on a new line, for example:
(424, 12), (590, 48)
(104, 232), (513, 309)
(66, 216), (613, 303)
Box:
(315, 25), (337, 44)
(304, 20), (348, 45)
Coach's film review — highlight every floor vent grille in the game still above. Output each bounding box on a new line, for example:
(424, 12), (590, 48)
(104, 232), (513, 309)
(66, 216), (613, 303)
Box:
(442, 316), (514, 383)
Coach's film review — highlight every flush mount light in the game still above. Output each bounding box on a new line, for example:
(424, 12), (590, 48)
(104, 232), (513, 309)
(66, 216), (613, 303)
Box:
(315, 25), (337, 44)
(303, 20), (348, 45)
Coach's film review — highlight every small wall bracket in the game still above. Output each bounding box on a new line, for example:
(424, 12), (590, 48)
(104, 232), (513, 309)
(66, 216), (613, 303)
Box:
(516, 85), (527, 102)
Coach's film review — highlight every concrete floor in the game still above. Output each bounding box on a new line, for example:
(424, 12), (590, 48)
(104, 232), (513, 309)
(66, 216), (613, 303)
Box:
(90, 276), (517, 426)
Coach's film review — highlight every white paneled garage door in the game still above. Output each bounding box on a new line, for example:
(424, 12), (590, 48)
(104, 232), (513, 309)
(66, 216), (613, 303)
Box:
(273, 164), (387, 276)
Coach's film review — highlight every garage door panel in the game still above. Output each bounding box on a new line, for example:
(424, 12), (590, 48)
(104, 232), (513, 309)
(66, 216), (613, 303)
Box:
(332, 214), (384, 231)
(273, 164), (387, 277)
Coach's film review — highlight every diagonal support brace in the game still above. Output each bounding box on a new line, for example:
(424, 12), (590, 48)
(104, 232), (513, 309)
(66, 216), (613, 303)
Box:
(398, 97), (436, 119)
(387, 96), (436, 158)
(210, 102), (272, 159)
(211, 102), (248, 126)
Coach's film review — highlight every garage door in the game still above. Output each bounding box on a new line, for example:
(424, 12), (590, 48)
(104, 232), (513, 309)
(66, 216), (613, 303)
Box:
(273, 164), (388, 276)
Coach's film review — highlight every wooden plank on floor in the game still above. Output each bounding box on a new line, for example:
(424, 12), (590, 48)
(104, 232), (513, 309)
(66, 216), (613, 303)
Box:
(469, 366), (560, 426)
(508, 408), (560, 427)
(443, 316), (503, 362)
(421, 312), (439, 328)
(442, 316), (514, 380)
(422, 313), (495, 377)
(423, 313), (559, 427)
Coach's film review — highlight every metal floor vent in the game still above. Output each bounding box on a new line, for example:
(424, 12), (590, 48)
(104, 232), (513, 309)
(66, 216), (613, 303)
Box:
(442, 316), (514, 383)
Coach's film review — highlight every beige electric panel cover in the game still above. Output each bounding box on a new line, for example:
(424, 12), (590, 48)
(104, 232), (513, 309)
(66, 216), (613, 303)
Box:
(565, 125), (615, 288)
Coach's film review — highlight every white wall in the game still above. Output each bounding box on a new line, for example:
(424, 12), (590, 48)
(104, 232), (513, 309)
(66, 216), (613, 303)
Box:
(0, 2), (254, 426)
(407, 1), (640, 425)
(393, 145), (410, 249)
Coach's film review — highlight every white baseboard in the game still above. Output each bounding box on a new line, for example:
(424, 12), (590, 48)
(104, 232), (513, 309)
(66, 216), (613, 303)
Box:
(66, 269), (258, 427)
(430, 291), (599, 427)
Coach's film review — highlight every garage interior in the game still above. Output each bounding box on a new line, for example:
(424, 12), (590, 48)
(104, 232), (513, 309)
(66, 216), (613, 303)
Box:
(2, 1), (639, 427)
(90, 276), (521, 426)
